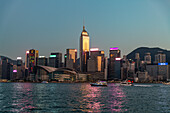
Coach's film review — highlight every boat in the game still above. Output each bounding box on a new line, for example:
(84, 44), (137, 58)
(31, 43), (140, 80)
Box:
(90, 81), (107, 86)
(41, 81), (48, 83)
(120, 80), (133, 86)
(162, 82), (170, 85)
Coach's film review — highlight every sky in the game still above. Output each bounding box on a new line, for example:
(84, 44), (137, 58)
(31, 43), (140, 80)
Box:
(0, 0), (170, 61)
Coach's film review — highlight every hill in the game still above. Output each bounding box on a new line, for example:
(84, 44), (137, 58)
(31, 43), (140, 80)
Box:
(127, 47), (170, 63)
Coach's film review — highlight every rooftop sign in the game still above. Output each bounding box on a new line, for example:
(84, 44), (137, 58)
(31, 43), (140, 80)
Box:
(158, 63), (168, 65)
(50, 55), (56, 58)
(90, 48), (99, 51)
(110, 47), (119, 50)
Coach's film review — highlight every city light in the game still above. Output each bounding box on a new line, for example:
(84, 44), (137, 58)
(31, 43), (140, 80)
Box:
(158, 63), (168, 65)
(26, 51), (29, 54)
(13, 70), (17, 73)
(39, 56), (45, 58)
(50, 55), (56, 58)
(110, 47), (119, 50)
(101, 51), (104, 54)
(90, 48), (99, 51)
(115, 58), (121, 60)
(17, 57), (22, 60)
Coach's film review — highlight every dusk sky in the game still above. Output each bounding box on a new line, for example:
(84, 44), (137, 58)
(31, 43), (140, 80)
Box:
(0, 0), (170, 61)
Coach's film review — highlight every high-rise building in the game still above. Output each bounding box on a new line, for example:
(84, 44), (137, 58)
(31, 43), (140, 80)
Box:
(65, 49), (77, 69)
(108, 47), (121, 80)
(144, 53), (151, 64)
(80, 25), (90, 72)
(25, 50), (29, 69)
(25, 49), (39, 80)
(0, 57), (13, 80)
(38, 56), (47, 66)
(135, 53), (140, 71)
(87, 48), (104, 72)
(16, 57), (25, 80)
(154, 51), (166, 64)
(49, 53), (62, 68)
(121, 55), (129, 80)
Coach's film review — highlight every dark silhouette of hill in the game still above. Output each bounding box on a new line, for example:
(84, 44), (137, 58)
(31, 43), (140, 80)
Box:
(127, 47), (170, 63)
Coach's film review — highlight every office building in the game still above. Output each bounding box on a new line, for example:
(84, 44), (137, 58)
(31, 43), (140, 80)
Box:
(49, 53), (62, 68)
(108, 47), (121, 80)
(154, 51), (166, 64)
(16, 57), (25, 80)
(38, 56), (47, 66)
(144, 53), (151, 64)
(80, 25), (90, 72)
(135, 53), (140, 71)
(25, 49), (39, 80)
(87, 48), (105, 72)
(0, 57), (13, 80)
(65, 49), (77, 69)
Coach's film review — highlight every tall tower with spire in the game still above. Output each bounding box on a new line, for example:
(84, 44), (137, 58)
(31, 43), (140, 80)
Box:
(80, 25), (90, 72)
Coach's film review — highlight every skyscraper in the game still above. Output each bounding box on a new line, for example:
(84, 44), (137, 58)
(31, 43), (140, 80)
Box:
(38, 56), (47, 66)
(154, 51), (166, 64)
(108, 47), (121, 80)
(25, 49), (39, 80)
(80, 25), (90, 72)
(65, 49), (77, 69)
(49, 52), (62, 68)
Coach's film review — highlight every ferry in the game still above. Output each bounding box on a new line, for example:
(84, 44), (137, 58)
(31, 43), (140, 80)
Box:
(90, 81), (107, 87)
(120, 80), (133, 86)
(162, 82), (170, 85)
(41, 81), (48, 83)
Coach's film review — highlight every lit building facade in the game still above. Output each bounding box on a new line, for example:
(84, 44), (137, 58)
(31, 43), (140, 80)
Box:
(25, 49), (39, 80)
(80, 26), (90, 72)
(65, 49), (77, 69)
(88, 48), (104, 72)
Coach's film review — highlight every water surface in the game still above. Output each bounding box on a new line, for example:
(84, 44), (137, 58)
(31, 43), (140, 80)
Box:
(0, 83), (170, 112)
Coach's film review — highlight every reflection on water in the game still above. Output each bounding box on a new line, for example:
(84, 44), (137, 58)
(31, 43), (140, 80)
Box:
(0, 83), (170, 112)
(79, 83), (127, 112)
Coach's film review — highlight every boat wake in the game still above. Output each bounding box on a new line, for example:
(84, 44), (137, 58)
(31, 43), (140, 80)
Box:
(133, 84), (152, 87)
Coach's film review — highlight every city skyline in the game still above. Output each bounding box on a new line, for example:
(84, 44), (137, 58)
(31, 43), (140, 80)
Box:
(1, 0), (170, 60)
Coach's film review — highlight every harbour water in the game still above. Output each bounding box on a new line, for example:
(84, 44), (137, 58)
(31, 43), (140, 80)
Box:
(0, 83), (170, 112)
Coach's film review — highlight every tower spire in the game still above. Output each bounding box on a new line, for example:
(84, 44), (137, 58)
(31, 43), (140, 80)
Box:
(83, 18), (85, 30)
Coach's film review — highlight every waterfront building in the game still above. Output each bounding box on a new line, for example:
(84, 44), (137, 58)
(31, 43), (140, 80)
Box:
(49, 53), (62, 68)
(121, 55), (129, 80)
(35, 65), (78, 81)
(0, 57), (13, 80)
(104, 57), (108, 80)
(136, 71), (149, 82)
(38, 56), (47, 66)
(80, 25), (90, 72)
(108, 47), (121, 80)
(146, 64), (158, 81)
(87, 58), (95, 72)
(16, 57), (25, 80)
(25, 49), (39, 80)
(88, 48), (105, 72)
(146, 63), (169, 81)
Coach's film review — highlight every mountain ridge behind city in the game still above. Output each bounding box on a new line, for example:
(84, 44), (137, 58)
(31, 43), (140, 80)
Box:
(127, 47), (170, 63)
